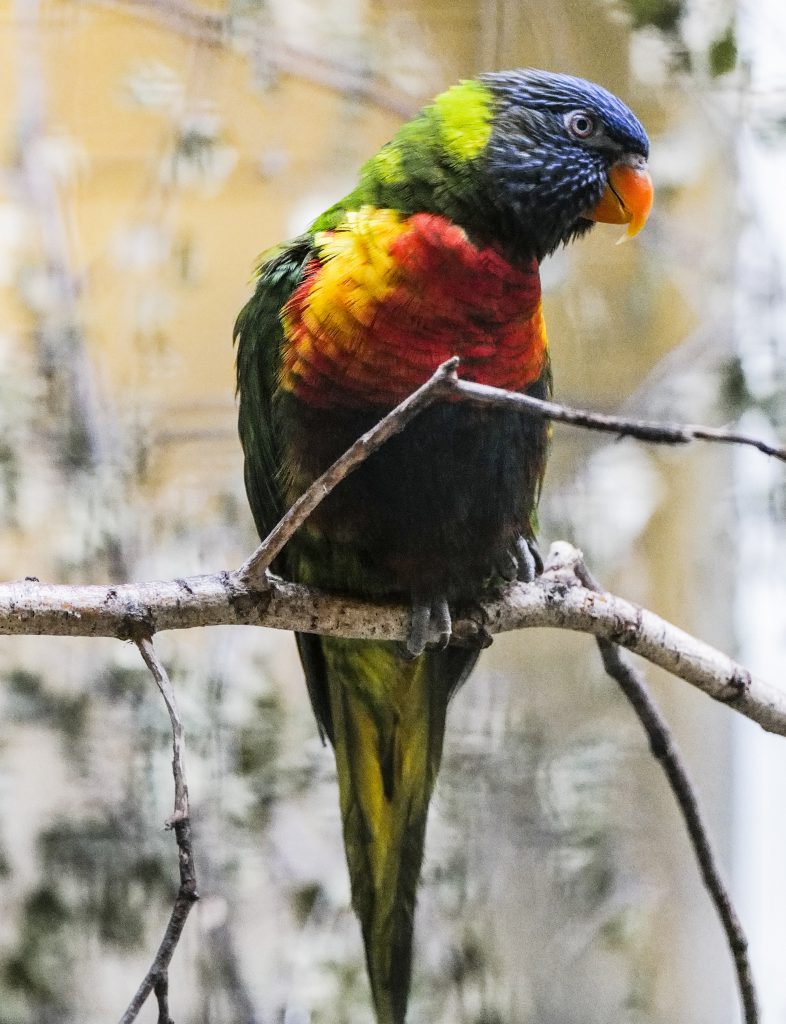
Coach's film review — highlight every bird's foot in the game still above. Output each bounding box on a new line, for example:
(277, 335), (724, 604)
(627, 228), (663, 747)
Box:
(495, 537), (542, 585)
(405, 597), (452, 658)
(514, 536), (543, 583)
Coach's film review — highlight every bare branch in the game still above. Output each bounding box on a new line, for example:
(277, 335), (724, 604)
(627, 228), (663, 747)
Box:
(92, 0), (418, 115)
(572, 558), (759, 1024)
(118, 639), (198, 1024)
(238, 357), (784, 589)
(237, 357), (459, 585)
(2, 546), (785, 738)
(599, 639), (759, 1024)
(447, 376), (786, 463)
(0, 357), (779, 1017)
(154, 975), (173, 1024)
(137, 636), (189, 822)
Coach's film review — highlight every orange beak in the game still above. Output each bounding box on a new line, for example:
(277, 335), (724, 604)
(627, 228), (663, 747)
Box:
(585, 158), (654, 237)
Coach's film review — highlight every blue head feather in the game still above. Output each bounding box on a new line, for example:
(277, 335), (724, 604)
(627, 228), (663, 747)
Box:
(475, 69), (650, 260)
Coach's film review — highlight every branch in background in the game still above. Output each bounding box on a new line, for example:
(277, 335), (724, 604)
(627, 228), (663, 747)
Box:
(571, 557), (759, 1024)
(16, 0), (108, 469)
(93, 0), (418, 115)
(118, 638), (199, 1024)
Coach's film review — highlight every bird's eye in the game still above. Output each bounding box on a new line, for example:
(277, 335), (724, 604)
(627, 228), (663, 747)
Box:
(565, 111), (597, 139)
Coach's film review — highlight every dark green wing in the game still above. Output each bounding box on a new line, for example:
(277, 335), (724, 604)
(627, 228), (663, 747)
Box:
(235, 235), (338, 738)
(234, 235), (313, 543)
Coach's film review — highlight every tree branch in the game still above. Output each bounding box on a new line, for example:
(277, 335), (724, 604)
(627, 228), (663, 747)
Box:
(2, 362), (778, 1020)
(572, 557), (759, 1024)
(237, 357), (459, 585)
(118, 638), (198, 1024)
(1, 545), (784, 738)
(137, 636), (189, 824)
(448, 377), (786, 463)
(237, 355), (785, 589)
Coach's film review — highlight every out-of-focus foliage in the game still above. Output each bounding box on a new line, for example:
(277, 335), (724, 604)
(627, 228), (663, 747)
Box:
(620, 0), (737, 76)
(0, 0), (764, 1021)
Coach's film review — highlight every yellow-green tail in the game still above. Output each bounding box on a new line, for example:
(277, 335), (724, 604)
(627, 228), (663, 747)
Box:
(305, 635), (476, 1024)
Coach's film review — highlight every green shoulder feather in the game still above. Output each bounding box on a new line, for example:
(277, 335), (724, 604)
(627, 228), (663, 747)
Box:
(235, 235), (338, 740)
(234, 236), (312, 543)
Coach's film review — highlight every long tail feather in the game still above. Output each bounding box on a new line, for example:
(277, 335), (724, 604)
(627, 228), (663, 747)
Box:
(312, 636), (475, 1024)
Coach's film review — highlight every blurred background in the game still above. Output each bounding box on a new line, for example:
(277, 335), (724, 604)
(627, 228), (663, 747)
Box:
(1, 0), (785, 1021)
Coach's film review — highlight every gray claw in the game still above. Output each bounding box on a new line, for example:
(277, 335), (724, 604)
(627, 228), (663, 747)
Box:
(407, 603), (431, 658)
(431, 598), (452, 650)
(406, 598), (452, 657)
(515, 537), (537, 583)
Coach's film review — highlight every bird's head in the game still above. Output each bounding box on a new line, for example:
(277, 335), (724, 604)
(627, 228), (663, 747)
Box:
(320, 69), (652, 263)
(475, 69), (653, 259)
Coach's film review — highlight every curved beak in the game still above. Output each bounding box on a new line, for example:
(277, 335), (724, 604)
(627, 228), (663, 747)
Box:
(585, 156), (653, 237)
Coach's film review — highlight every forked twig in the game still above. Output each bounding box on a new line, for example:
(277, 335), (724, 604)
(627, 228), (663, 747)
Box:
(0, 359), (776, 1021)
(118, 638), (199, 1024)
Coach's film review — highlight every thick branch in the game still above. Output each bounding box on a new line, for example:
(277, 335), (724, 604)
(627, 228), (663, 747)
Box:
(1, 545), (784, 738)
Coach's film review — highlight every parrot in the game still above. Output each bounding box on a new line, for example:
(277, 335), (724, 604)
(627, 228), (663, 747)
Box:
(234, 68), (652, 1024)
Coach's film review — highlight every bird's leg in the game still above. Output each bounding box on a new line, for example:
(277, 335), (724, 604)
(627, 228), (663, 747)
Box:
(405, 597), (452, 658)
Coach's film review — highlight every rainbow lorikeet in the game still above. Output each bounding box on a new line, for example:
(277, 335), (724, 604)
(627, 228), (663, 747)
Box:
(235, 69), (652, 1024)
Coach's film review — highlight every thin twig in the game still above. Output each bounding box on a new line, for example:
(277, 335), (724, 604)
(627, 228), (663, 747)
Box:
(237, 357), (459, 585)
(237, 357), (785, 587)
(118, 639), (199, 1024)
(447, 376), (786, 463)
(137, 636), (189, 822)
(572, 559), (759, 1024)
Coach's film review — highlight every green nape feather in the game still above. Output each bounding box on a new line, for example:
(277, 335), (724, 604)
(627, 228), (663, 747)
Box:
(311, 79), (494, 233)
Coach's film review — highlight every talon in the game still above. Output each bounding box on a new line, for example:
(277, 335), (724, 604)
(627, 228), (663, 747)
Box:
(515, 537), (542, 583)
(515, 537), (536, 582)
(405, 597), (452, 657)
(431, 598), (452, 651)
(529, 539), (544, 576)
(406, 603), (431, 658)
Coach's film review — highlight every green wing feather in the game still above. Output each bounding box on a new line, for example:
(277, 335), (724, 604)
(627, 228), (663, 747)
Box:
(234, 236), (312, 543)
(235, 236), (337, 739)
